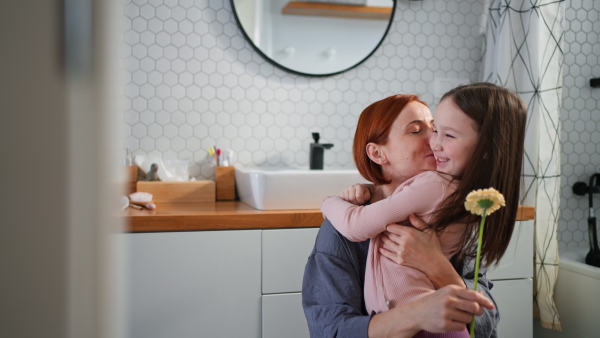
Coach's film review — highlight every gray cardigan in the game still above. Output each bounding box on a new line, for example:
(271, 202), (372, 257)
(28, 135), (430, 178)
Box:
(302, 218), (499, 338)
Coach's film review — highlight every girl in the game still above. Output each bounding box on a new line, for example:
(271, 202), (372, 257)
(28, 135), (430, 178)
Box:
(321, 83), (526, 337)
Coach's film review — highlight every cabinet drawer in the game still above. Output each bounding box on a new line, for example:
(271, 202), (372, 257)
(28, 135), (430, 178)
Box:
(262, 293), (309, 338)
(262, 228), (319, 294)
(487, 220), (533, 280)
(126, 231), (262, 338)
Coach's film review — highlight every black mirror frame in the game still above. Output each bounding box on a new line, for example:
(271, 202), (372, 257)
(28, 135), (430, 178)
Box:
(230, 0), (397, 77)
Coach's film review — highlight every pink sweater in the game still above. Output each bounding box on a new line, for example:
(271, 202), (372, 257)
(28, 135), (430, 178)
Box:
(321, 171), (465, 314)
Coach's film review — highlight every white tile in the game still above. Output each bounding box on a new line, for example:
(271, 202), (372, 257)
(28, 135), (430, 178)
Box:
(164, 19), (178, 34)
(156, 32), (170, 46)
(208, 124), (223, 140)
(172, 32), (186, 47)
(133, 17), (148, 33)
(132, 97), (147, 111)
(172, 6), (186, 21)
(132, 44), (147, 59)
(194, 124), (208, 139)
(171, 84), (185, 99)
(171, 111), (185, 126)
(148, 123), (162, 139)
(140, 136), (155, 152)
(140, 4), (155, 20)
(148, 18), (163, 33)
(172, 137), (185, 151)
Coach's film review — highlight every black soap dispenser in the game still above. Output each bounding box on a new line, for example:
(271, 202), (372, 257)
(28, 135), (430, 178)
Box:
(309, 132), (334, 170)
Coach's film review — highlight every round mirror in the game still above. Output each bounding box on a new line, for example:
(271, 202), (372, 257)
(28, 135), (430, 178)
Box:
(231, 0), (396, 77)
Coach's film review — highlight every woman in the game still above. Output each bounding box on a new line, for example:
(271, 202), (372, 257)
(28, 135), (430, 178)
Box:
(302, 93), (500, 337)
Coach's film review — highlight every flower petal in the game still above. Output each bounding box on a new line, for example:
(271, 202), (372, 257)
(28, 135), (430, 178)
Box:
(464, 188), (505, 215)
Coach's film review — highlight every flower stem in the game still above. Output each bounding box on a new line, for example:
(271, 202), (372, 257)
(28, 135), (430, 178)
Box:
(470, 211), (487, 338)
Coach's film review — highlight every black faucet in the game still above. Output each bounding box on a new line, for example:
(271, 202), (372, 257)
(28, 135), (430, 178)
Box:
(310, 132), (333, 170)
(573, 174), (600, 268)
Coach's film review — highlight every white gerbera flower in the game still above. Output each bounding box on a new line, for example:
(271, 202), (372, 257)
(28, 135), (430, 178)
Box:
(464, 187), (505, 338)
(464, 188), (506, 216)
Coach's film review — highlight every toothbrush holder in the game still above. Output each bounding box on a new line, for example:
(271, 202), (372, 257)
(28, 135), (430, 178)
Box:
(216, 166), (236, 201)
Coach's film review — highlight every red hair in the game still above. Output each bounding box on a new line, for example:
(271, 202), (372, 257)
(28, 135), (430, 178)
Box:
(353, 94), (427, 185)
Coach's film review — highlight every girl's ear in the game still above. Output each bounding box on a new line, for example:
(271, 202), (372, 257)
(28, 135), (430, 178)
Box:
(366, 143), (387, 165)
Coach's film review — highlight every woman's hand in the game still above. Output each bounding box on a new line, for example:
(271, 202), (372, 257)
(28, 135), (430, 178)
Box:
(409, 285), (494, 333)
(339, 183), (374, 205)
(379, 214), (465, 289)
(368, 285), (495, 337)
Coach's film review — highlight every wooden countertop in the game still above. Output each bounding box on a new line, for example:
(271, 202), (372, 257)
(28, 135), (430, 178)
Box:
(126, 201), (535, 232)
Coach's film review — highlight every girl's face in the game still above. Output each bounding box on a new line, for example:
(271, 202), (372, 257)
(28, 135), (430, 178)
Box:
(377, 101), (436, 185)
(430, 98), (479, 177)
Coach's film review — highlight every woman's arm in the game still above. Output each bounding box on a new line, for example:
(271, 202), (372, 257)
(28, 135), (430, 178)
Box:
(302, 218), (497, 338)
(379, 215), (500, 338)
(368, 285), (495, 338)
(322, 172), (449, 242)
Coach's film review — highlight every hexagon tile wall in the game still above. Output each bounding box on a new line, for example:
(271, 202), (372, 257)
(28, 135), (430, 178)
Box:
(123, 0), (600, 248)
(559, 1), (600, 249)
(123, 0), (485, 178)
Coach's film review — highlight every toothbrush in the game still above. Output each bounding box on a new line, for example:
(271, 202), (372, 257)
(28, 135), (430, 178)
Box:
(208, 147), (218, 165)
(129, 192), (156, 210)
(227, 149), (234, 166)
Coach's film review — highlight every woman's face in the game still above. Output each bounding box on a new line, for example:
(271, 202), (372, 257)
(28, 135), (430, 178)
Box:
(378, 101), (436, 186)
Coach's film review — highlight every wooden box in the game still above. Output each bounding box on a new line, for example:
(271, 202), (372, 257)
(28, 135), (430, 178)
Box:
(136, 181), (216, 203)
(125, 165), (140, 195)
(215, 166), (236, 201)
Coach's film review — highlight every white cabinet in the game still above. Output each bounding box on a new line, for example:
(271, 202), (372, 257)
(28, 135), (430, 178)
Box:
(259, 221), (534, 338)
(126, 220), (532, 338)
(262, 228), (320, 293)
(125, 230), (262, 338)
(490, 279), (533, 337)
(488, 220), (534, 280)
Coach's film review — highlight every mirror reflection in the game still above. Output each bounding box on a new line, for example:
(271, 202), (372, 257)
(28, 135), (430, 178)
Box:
(231, 0), (396, 76)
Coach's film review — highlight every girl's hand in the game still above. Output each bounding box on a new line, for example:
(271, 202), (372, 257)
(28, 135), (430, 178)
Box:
(339, 183), (374, 205)
(379, 214), (465, 289)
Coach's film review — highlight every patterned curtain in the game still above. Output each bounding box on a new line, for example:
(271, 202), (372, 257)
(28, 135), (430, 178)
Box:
(481, 0), (565, 331)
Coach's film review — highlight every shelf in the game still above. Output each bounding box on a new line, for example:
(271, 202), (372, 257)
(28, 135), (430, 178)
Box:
(282, 1), (393, 20)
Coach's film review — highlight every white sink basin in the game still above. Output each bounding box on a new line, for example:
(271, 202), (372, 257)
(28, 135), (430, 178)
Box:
(235, 167), (367, 210)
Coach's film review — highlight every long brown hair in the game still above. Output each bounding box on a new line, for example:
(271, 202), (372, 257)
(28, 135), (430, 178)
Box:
(433, 83), (527, 266)
(353, 94), (428, 185)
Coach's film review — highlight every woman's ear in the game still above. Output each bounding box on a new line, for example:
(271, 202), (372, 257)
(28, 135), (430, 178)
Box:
(366, 143), (387, 165)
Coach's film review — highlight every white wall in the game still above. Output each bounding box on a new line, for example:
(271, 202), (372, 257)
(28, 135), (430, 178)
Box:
(123, 0), (486, 177)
